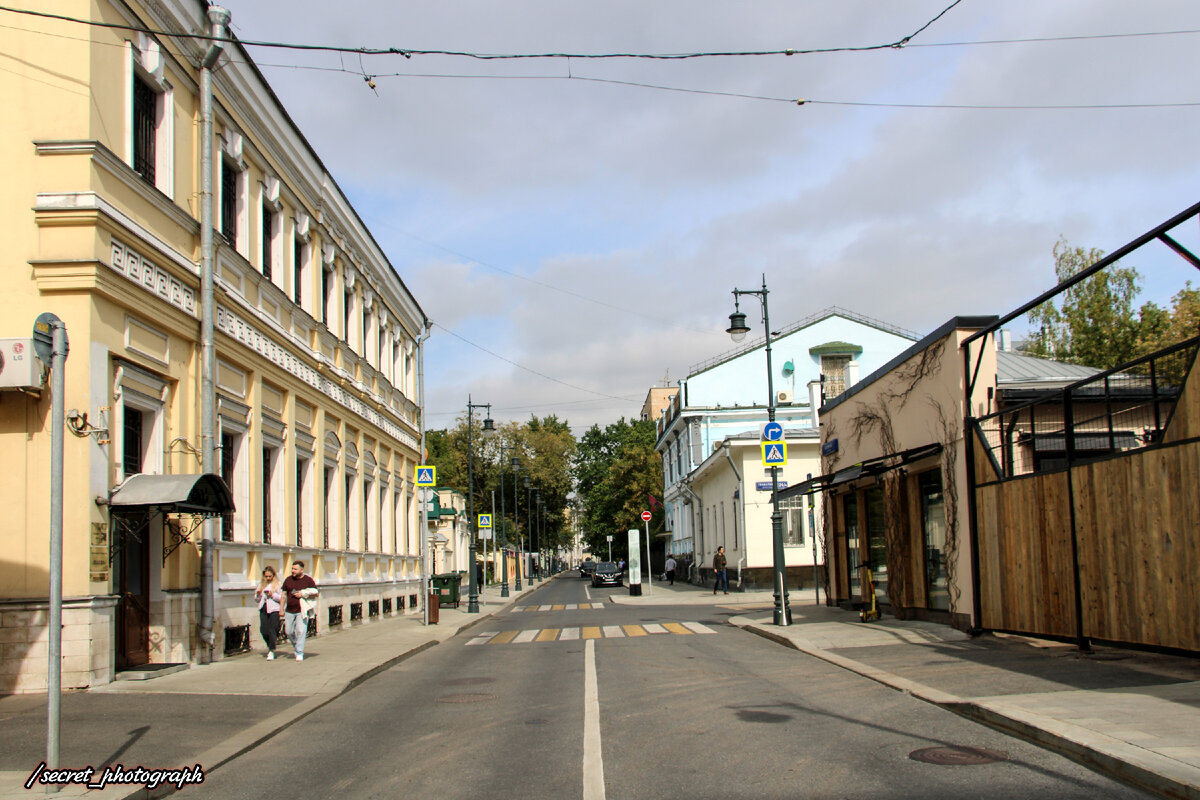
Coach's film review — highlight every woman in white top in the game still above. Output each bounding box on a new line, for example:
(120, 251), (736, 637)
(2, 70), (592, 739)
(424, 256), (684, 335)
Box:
(255, 566), (283, 660)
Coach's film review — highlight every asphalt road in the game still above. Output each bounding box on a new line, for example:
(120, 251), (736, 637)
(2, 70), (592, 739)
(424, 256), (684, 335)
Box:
(191, 575), (1154, 799)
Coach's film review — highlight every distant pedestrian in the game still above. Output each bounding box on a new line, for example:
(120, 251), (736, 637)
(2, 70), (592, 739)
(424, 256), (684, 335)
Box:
(665, 556), (677, 585)
(254, 566), (282, 660)
(713, 546), (728, 595)
(282, 560), (318, 661)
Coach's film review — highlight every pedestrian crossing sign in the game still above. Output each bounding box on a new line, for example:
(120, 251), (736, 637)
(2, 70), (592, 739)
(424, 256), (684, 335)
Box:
(414, 465), (436, 486)
(761, 442), (787, 466)
(478, 514), (492, 529)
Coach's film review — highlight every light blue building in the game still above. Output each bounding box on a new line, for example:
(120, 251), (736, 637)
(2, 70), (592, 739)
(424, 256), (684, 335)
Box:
(654, 307), (917, 589)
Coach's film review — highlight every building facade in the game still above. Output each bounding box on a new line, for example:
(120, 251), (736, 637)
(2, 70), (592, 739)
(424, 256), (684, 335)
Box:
(0, 0), (428, 691)
(654, 308), (917, 589)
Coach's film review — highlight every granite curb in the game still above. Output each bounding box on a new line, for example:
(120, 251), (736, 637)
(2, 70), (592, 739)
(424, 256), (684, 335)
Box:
(730, 615), (1200, 800)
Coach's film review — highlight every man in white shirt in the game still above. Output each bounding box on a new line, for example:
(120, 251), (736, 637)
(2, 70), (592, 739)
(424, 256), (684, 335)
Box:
(664, 556), (677, 586)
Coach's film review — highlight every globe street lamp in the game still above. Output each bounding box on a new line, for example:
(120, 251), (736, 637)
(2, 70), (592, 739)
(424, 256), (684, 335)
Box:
(727, 275), (791, 626)
(465, 396), (494, 613)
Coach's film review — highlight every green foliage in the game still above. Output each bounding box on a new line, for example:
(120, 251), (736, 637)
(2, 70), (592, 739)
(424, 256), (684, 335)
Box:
(423, 414), (576, 555)
(1026, 239), (1142, 370)
(1025, 240), (1200, 371)
(572, 418), (663, 560)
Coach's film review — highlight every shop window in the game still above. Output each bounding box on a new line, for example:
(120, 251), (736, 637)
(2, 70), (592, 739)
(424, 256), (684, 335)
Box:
(920, 470), (949, 611)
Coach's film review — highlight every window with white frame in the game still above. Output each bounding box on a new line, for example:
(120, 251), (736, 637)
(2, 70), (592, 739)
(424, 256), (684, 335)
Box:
(260, 198), (277, 281)
(296, 455), (311, 548)
(116, 363), (166, 481)
(821, 355), (852, 401)
(779, 494), (809, 546)
(218, 395), (250, 542)
(128, 36), (173, 195)
(261, 444), (278, 544)
(219, 131), (247, 255)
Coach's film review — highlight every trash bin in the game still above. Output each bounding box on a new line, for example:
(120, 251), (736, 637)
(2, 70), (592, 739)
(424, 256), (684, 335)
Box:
(427, 591), (440, 624)
(431, 573), (463, 608)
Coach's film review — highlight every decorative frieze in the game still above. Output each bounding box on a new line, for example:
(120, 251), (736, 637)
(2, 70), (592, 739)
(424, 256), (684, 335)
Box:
(109, 240), (196, 315)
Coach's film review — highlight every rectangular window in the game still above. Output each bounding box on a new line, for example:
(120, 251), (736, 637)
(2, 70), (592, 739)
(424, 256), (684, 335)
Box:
(261, 201), (274, 280)
(296, 457), (309, 547)
(843, 493), (860, 599)
(344, 474), (354, 550)
(321, 269), (331, 325)
(323, 466), (333, 549)
(221, 433), (237, 542)
(132, 77), (157, 184)
(221, 160), (238, 245)
(920, 470), (949, 611)
(864, 487), (887, 605)
(293, 236), (304, 306)
(780, 496), (805, 545)
(821, 355), (851, 401)
(123, 403), (144, 476)
(344, 289), (353, 345)
(262, 446), (275, 544)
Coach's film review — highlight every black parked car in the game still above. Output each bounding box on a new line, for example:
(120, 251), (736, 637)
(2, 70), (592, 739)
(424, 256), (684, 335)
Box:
(591, 561), (622, 587)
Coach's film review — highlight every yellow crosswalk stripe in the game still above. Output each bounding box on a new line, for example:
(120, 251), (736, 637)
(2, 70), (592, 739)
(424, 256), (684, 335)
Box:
(536, 628), (559, 642)
(480, 622), (716, 644)
(552, 604), (565, 611)
(581, 626), (602, 640)
(490, 630), (519, 644)
(662, 622), (693, 635)
(622, 625), (648, 636)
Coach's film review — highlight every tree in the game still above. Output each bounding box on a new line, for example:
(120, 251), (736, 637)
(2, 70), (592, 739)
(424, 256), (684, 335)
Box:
(572, 418), (662, 560)
(1026, 238), (1142, 370)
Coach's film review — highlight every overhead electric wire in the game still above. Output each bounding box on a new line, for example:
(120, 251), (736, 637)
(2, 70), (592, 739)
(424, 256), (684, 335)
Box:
(0, 0), (966, 59)
(431, 322), (640, 403)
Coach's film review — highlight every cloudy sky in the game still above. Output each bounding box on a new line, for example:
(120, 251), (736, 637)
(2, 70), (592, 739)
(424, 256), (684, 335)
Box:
(217, 0), (1200, 434)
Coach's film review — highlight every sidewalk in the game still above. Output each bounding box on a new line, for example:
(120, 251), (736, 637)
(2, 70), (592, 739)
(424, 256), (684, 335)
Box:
(617, 579), (1200, 800)
(0, 582), (543, 800)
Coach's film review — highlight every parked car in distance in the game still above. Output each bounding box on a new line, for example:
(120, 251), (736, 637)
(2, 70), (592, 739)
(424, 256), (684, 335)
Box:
(580, 559), (597, 579)
(591, 561), (622, 587)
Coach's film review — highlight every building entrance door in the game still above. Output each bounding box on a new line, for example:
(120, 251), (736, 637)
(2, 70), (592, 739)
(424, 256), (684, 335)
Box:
(114, 519), (150, 669)
(864, 487), (888, 607)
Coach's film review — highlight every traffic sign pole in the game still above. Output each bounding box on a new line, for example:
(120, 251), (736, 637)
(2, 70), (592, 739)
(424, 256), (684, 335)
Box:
(641, 511), (653, 595)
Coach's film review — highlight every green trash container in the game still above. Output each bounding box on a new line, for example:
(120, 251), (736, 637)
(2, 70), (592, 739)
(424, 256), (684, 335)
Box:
(431, 573), (463, 608)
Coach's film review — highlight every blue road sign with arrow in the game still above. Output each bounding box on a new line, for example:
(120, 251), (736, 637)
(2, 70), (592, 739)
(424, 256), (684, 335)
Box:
(762, 421), (784, 441)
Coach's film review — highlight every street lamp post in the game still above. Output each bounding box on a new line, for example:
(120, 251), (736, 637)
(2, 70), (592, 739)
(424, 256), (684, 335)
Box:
(465, 396), (495, 614)
(726, 275), (791, 626)
(498, 448), (518, 598)
(537, 495), (545, 579)
(525, 476), (533, 585)
(513, 462), (523, 591)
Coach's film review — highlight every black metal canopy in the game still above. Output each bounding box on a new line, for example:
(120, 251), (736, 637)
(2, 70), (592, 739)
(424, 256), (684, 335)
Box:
(108, 473), (234, 516)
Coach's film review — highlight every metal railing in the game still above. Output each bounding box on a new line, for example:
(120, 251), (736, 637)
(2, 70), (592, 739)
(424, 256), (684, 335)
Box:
(975, 337), (1198, 480)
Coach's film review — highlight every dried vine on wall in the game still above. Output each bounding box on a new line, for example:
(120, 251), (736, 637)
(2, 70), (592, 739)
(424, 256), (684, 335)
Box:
(934, 402), (962, 614)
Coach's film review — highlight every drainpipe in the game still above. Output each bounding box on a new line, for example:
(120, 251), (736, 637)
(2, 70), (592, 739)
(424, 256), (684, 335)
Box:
(198, 5), (230, 664)
(720, 442), (746, 589)
(417, 324), (431, 624)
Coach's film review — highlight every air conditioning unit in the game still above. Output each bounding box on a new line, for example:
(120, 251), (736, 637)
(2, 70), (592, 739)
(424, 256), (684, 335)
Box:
(776, 390), (794, 405)
(0, 339), (45, 390)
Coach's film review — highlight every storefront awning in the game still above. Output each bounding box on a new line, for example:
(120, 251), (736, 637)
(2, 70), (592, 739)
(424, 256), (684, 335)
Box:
(775, 442), (943, 502)
(108, 473), (234, 516)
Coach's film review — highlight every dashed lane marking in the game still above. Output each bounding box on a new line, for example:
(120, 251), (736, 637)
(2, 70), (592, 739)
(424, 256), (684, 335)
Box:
(473, 622), (716, 645)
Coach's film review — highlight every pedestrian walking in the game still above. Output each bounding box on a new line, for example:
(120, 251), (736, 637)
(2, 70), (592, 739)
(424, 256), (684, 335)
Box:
(281, 560), (318, 661)
(665, 556), (677, 586)
(713, 546), (728, 594)
(254, 566), (282, 660)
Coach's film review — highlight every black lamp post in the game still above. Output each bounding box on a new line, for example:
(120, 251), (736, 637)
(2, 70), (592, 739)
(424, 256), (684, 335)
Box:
(727, 275), (791, 626)
(525, 476), (533, 585)
(512, 462), (523, 591)
(465, 396), (494, 614)
(498, 447), (518, 598)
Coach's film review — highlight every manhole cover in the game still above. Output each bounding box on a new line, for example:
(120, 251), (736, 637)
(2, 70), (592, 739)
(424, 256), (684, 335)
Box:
(909, 746), (1007, 765)
(437, 693), (497, 704)
(442, 677), (496, 687)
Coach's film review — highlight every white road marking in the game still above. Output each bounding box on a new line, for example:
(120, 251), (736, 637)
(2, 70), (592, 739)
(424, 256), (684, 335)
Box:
(513, 629), (538, 644)
(466, 633), (496, 646)
(602, 625), (624, 638)
(585, 586), (592, 601)
(560, 627), (580, 640)
(682, 622), (717, 634)
(642, 623), (667, 634)
(539, 604), (552, 611)
(583, 639), (605, 800)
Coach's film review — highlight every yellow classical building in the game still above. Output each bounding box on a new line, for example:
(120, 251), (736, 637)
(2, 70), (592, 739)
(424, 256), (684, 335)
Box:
(0, 0), (429, 691)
